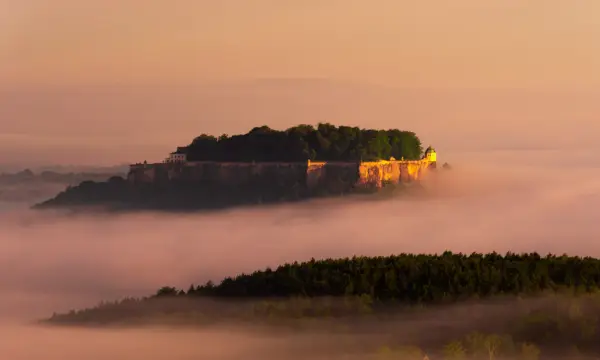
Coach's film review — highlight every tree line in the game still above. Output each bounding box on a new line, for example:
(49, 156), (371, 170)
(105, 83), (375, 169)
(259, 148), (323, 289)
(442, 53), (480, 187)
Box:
(173, 252), (600, 302)
(376, 332), (545, 360)
(181, 123), (424, 162)
(47, 251), (600, 358)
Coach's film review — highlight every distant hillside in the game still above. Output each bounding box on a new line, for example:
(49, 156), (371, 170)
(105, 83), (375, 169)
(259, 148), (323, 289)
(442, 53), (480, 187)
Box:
(0, 169), (125, 205)
(0, 169), (125, 185)
(33, 164), (130, 174)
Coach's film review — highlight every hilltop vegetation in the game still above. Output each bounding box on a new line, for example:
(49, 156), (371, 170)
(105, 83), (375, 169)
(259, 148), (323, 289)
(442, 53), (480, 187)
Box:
(163, 251), (600, 300)
(48, 252), (600, 358)
(181, 123), (424, 162)
(34, 174), (324, 211)
(34, 176), (415, 212)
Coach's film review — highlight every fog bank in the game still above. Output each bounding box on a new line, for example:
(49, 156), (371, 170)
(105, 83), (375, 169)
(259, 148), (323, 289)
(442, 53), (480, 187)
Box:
(1, 149), (600, 358)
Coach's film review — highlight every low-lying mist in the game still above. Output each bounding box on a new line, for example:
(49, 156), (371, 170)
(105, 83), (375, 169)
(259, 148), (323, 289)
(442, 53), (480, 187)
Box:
(1, 149), (600, 359)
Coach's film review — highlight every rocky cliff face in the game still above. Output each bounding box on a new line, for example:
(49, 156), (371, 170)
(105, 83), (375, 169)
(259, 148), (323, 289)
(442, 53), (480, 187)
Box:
(127, 159), (435, 193)
(357, 160), (433, 187)
(36, 159), (436, 211)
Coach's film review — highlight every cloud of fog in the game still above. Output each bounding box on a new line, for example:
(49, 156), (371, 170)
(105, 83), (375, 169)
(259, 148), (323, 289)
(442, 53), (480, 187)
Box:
(2, 322), (371, 360)
(0, 325), (259, 360)
(1, 149), (600, 358)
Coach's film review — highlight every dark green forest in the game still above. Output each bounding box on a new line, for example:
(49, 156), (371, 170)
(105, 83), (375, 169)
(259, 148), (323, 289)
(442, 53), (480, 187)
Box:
(171, 251), (600, 300)
(34, 169), (412, 211)
(180, 123), (424, 162)
(48, 252), (600, 358)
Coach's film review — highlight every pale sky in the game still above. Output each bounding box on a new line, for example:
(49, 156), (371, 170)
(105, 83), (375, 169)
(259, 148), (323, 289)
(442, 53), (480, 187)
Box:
(1, 1), (600, 166)
(3, 0), (600, 88)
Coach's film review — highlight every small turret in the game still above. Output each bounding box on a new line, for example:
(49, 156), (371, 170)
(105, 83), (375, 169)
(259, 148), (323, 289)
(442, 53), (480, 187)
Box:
(424, 146), (437, 163)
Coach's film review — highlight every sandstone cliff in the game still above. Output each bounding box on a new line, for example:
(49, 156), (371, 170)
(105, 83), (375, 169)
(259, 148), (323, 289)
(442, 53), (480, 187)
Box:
(35, 157), (436, 211)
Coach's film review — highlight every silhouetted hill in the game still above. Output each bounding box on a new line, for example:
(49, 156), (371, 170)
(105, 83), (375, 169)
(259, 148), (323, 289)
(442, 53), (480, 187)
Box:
(33, 175), (316, 211)
(45, 251), (600, 358)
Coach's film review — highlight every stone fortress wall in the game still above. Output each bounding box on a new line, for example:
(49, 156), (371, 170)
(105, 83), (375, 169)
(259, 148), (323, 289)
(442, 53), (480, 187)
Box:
(127, 149), (437, 193)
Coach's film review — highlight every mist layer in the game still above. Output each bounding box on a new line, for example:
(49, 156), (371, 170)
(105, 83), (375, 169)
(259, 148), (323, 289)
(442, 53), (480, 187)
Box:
(1, 149), (600, 358)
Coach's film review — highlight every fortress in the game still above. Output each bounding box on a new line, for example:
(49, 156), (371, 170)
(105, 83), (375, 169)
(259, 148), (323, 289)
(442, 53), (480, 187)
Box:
(37, 126), (439, 209)
(127, 148), (437, 193)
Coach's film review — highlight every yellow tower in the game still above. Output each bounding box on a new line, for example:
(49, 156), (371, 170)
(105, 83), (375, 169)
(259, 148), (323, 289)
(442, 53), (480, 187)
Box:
(424, 147), (437, 163)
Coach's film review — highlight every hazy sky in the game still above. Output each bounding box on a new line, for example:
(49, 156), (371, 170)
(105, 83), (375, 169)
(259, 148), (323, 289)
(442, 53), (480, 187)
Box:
(1, 1), (600, 166)
(3, 0), (600, 88)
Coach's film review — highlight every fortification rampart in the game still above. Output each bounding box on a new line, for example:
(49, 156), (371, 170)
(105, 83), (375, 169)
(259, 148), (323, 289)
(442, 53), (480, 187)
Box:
(128, 157), (436, 192)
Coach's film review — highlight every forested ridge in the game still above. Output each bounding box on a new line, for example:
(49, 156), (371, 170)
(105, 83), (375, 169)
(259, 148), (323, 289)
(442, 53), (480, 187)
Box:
(165, 251), (600, 301)
(180, 123), (424, 162)
(47, 252), (600, 358)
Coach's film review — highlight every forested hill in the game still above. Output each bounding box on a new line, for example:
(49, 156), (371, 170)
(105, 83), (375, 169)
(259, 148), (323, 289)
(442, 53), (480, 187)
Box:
(47, 251), (600, 358)
(160, 252), (600, 301)
(178, 123), (424, 162)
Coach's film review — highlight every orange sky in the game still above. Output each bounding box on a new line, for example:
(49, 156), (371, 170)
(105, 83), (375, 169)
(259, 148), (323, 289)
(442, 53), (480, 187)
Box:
(3, 0), (600, 88)
(1, 1), (600, 166)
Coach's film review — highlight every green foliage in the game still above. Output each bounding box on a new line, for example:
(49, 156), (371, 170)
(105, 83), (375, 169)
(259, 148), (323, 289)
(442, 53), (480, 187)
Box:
(442, 340), (466, 360)
(482, 333), (503, 359)
(454, 333), (515, 359)
(173, 252), (600, 302)
(37, 173), (318, 210)
(182, 123), (423, 162)
(155, 286), (179, 297)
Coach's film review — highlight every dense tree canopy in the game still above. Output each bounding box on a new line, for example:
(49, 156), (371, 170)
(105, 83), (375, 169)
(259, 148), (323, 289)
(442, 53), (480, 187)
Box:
(186, 252), (600, 301)
(181, 123), (424, 162)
